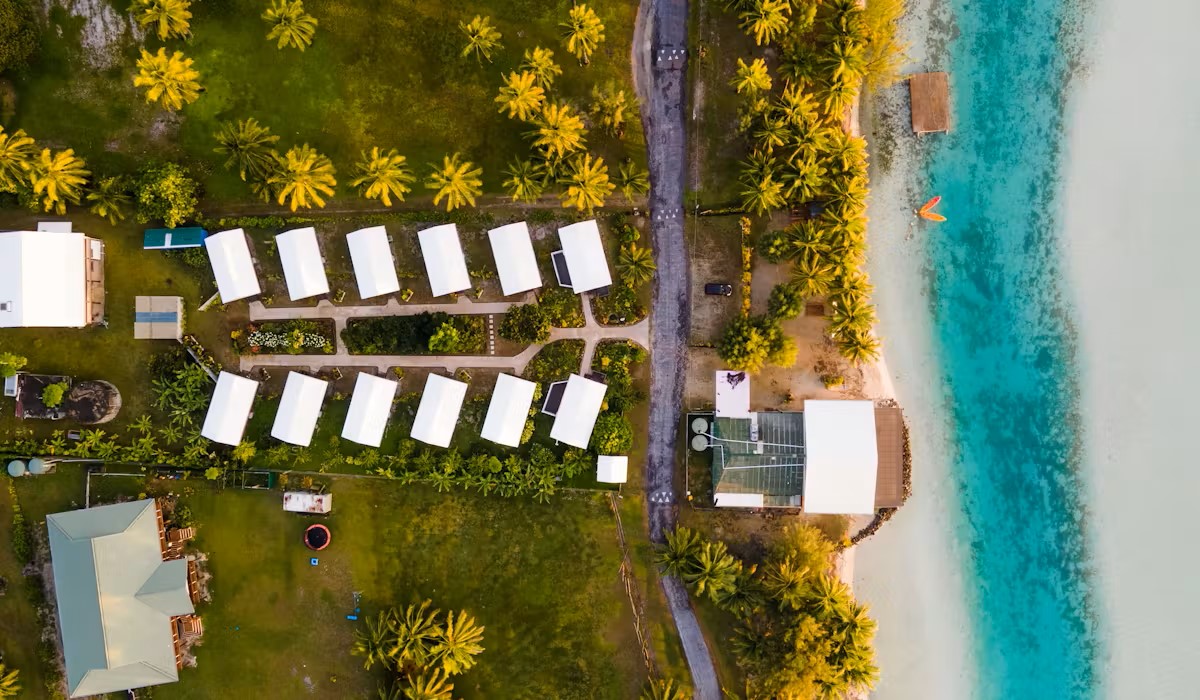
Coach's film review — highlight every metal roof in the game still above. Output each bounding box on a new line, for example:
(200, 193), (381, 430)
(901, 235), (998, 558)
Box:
(341, 373), (398, 448)
(205, 229), (261, 302)
(417, 224), (472, 297)
(488, 222), (542, 296)
(710, 413), (806, 503)
(411, 374), (468, 448)
(270, 372), (328, 447)
(0, 230), (89, 328)
(276, 227), (330, 301)
(346, 226), (400, 299)
(480, 373), (537, 447)
(549, 375), (607, 448)
(556, 220), (612, 293)
(143, 228), (206, 250)
(200, 372), (259, 446)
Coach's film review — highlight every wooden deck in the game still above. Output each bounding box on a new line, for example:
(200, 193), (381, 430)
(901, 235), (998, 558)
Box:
(909, 72), (950, 134)
(84, 237), (105, 325)
(873, 407), (906, 508)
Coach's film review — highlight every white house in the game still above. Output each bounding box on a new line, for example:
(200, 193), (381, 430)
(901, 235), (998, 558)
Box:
(200, 372), (259, 446)
(346, 226), (400, 299)
(555, 220), (612, 294)
(800, 400), (880, 515)
(0, 227), (104, 328)
(487, 222), (542, 296)
(417, 224), (471, 297)
(270, 372), (328, 447)
(549, 374), (607, 449)
(341, 373), (399, 448)
(205, 229), (261, 302)
(480, 373), (537, 447)
(276, 227), (330, 301)
(410, 374), (468, 448)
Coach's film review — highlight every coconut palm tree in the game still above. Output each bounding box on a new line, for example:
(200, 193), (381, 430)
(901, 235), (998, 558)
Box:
(775, 82), (819, 128)
(501, 159), (545, 203)
(0, 126), (35, 193)
(350, 147), (415, 207)
(781, 154), (826, 204)
(827, 270), (872, 308)
(389, 600), (440, 667)
(684, 541), (740, 600)
(28, 148), (89, 215)
(833, 600), (878, 647)
(425, 153), (483, 212)
(806, 574), (852, 619)
(351, 611), (394, 671)
(130, 0), (192, 41)
(824, 38), (867, 82)
(837, 329), (880, 365)
(263, 0), (318, 50)
(828, 295), (875, 337)
(761, 556), (809, 608)
(589, 82), (629, 137)
(559, 153), (613, 212)
(790, 252), (835, 297)
(528, 102), (587, 159)
(656, 526), (701, 577)
(430, 610), (485, 675)
(0, 661), (19, 698)
(214, 118), (280, 181)
(616, 160), (649, 201)
(731, 57), (772, 94)
(739, 0), (791, 46)
(521, 46), (562, 88)
(617, 243), (656, 286)
(494, 71), (545, 121)
(785, 221), (827, 261)
(640, 678), (689, 700)
(787, 123), (831, 164)
(827, 173), (868, 216)
(399, 670), (453, 700)
(86, 176), (131, 224)
(133, 48), (201, 111)
(560, 4), (605, 64)
(460, 15), (502, 63)
(822, 75), (858, 116)
(740, 173), (785, 215)
(752, 116), (789, 151)
(268, 144), (337, 211)
(713, 563), (764, 618)
(823, 127), (868, 176)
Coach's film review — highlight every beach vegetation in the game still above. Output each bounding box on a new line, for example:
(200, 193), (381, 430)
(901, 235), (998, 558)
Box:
(717, 314), (796, 374)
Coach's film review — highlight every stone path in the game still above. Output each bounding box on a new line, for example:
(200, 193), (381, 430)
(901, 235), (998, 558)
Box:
(238, 295), (648, 375)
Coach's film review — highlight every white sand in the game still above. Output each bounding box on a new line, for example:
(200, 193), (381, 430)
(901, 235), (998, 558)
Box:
(1059, 0), (1200, 694)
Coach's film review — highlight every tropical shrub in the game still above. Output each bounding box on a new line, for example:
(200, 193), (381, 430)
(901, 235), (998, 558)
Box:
(134, 163), (199, 227)
(536, 288), (584, 327)
(523, 340), (583, 383)
(41, 381), (69, 408)
(717, 314), (796, 374)
(0, 351), (26, 378)
(767, 283), (803, 320)
(236, 320), (334, 355)
(590, 412), (632, 454)
(342, 314), (483, 355)
(499, 303), (550, 344)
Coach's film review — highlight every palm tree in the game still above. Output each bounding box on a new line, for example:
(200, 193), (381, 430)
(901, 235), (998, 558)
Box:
(827, 270), (872, 308)
(263, 0), (318, 51)
(350, 147), (415, 207)
(589, 82), (629, 137)
(731, 57), (771, 94)
(787, 123), (831, 163)
(616, 161), (649, 201)
(0, 662), (19, 698)
(806, 574), (851, 619)
(684, 541), (740, 600)
(425, 153), (483, 212)
(837, 329), (880, 365)
(752, 116), (789, 151)
(785, 221), (827, 261)
(130, 0), (192, 41)
(28, 148), (90, 215)
(528, 102), (587, 159)
(781, 154), (826, 204)
(827, 173), (868, 216)
(761, 556), (809, 608)
(827, 295), (875, 337)
(268, 144), (337, 211)
(460, 15), (502, 63)
(823, 126), (868, 176)
(775, 82), (819, 128)
(502, 159), (545, 203)
(833, 600), (878, 647)
(400, 670), (453, 700)
(713, 563), (764, 618)
(822, 75), (858, 116)
(824, 38), (867, 82)
(430, 610), (485, 675)
(790, 253), (835, 297)
(133, 48), (201, 111)
(739, 0), (791, 46)
(560, 4), (605, 64)
(389, 600), (440, 667)
(494, 71), (545, 121)
(656, 526), (701, 577)
(739, 152), (785, 215)
(640, 678), (689, 700)
(213, 118), (280, 181)
(351, 611), (394, 670)
(0, 126), (34, 193)
(559, 153), (614, 212)
(85, 176), (131, 224)
(617, 243), (656, 286)
(521, 46), (562, 88)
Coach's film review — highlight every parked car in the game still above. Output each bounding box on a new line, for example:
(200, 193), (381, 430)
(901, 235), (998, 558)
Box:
(704, 283), (733, 296)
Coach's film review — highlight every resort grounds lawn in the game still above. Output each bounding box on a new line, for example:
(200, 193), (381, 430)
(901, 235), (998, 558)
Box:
(7, 470), (648, 699)
(16, 0), (644, 206)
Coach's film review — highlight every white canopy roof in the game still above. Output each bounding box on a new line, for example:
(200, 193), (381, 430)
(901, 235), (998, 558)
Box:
(417, 224), (471, 297)
(488, 222), (542, 296)
(596, 455), (628, 484)
(205, 229), (261, 302)
(801, 400), (879, 514)
(411, 374), (468, 448)
(549, 375), (607, 448)
(271, 372), (328, 447)
(557, 220), (612, 293)
(342, 373), (399, 447)
(276, 227), (330, 300)
(0, 230), (87, 328)
(715, 371), (752, 419)
(201, 372), (259, 446)
(346, 226), (400, 299)
(480, 373), (537, 447)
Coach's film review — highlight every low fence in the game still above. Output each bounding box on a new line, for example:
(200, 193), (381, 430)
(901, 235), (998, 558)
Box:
(608, 492), (658, 679)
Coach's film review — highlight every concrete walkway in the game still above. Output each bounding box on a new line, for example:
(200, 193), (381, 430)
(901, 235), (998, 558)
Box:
(238, 295), (648, 375)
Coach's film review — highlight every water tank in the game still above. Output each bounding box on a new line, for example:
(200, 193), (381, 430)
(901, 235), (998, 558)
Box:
(691, 434), (710, 452)
(691, 417), (709, 434)
(7, 460), (26, 477)
(27, 458), (49, 475)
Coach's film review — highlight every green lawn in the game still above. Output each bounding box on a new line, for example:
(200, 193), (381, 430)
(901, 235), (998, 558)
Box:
(15, 0), (644, 206)
(7, 470), (647, 699)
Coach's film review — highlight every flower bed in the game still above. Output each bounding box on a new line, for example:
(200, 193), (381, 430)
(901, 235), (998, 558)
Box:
(232, 320), (336, 355)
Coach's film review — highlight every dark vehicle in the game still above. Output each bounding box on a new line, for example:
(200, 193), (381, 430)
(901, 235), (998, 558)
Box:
(704, 283), (733, 296)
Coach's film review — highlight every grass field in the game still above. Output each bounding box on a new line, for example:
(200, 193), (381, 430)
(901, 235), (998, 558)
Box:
(15, 0), (644, 206)
(5, 470), (648, 699)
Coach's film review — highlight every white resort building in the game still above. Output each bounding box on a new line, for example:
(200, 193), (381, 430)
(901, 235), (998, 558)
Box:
(0, 223), (105, 328)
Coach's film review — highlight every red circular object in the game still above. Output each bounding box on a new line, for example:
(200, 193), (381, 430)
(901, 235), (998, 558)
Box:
(304, 524), (331, 551)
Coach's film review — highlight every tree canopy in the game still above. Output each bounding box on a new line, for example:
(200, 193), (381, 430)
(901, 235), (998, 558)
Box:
(560, 4), (605, 64)
(425, 153), (482, 212)
(460, 15), (502, 63)
(269, 144), (337, 211)
(133, 48), (201, 111)
(28, 148), (89, 215)
(350, 147), (415, 207)
(131, 0), (192, 41)
(262, 0), (318, 50)
(134, 163), (199, 227)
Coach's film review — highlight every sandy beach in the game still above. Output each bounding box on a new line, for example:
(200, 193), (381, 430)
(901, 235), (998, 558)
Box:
(1059, 0), (1200, 694)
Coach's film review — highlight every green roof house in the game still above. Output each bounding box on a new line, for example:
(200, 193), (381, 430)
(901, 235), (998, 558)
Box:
(46, 499), (194, 698)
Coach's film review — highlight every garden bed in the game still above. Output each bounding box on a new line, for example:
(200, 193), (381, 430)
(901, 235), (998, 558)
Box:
(341, 313), (485, 355)
(232, 320), (336, 355)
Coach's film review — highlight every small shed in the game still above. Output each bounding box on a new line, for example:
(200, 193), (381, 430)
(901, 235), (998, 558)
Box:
(134, 296), (183, 340)
(143, 228), (206, 250)
(596, 456), (628, 484)
(283, 492), (332, 514)
(909, 72), (950, 134)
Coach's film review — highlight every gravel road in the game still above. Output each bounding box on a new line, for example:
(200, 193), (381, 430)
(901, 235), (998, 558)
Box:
(634, 0), (722, 697)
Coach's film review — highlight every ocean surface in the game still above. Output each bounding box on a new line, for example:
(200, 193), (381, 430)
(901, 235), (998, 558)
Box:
(856, 0), (1102, 698)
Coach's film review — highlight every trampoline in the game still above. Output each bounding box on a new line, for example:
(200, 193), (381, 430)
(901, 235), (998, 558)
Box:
(304, 523), (331, 551)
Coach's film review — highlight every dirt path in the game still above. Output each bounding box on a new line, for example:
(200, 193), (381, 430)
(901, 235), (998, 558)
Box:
(635, 0), (722, 697)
